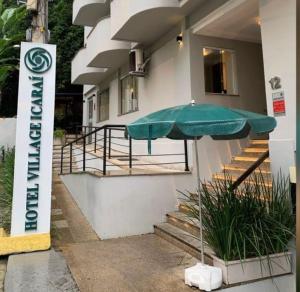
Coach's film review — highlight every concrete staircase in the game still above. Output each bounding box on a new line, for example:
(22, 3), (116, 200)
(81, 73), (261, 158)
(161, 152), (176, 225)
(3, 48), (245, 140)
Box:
(154, 139), (270, 261)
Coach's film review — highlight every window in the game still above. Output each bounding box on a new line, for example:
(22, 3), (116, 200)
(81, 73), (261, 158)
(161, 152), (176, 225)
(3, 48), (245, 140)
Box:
(203, 48), (238, 95)
(97, 89), (109, 122)
(120, 75), (138, 115)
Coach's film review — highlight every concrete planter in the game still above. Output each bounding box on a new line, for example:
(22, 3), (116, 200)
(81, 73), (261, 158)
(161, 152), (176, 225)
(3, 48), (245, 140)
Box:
(212, 252), (292, 285)
(53, 136), (65, 146)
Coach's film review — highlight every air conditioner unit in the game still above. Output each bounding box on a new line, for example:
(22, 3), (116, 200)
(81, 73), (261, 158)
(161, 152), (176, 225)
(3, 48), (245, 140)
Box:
(129, 49), (150, 77)
(26, 0), (38, 12)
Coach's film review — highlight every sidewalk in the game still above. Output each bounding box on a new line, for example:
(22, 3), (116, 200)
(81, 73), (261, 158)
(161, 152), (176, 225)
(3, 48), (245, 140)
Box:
(0, 258), (6, 292)
(51, 174), (198, 292)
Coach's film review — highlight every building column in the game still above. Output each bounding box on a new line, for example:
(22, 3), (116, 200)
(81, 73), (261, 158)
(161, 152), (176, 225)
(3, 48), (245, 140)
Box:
(260, 0), (296, 176)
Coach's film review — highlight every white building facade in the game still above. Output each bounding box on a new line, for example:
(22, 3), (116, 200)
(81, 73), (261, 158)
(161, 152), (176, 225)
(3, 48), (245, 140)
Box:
(71, 0), (296, 180)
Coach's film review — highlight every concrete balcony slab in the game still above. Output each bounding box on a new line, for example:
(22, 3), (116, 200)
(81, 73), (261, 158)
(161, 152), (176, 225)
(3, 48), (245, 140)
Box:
(87, 17), (131, 69)
(73, 0), (110, 27)
(110, 0), (206, 44)
(71, 48), (110, 85)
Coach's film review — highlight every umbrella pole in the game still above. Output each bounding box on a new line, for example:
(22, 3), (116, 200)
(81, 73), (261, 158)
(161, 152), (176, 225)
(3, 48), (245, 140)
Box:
(194, 138), (204, 264)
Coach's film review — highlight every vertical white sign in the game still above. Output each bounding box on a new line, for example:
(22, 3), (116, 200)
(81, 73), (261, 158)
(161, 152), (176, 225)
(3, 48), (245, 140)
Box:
(10, 42), (56, 236)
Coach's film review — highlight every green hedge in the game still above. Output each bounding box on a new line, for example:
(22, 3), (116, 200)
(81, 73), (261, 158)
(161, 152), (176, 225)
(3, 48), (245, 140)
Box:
(0, 147), (15, 233)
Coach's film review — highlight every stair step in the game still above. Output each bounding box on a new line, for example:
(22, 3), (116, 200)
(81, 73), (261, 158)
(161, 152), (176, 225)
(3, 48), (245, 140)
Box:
(243, 148), (268, 153)
(166, 212), (199, 237)
(154, 222), (213, 263)
(213, 173), (272, 187)
(237, 151), (268, 158)
(233, 156), (271, 163)
(251, 140), (269, 145)
(221, 168), (271, 177)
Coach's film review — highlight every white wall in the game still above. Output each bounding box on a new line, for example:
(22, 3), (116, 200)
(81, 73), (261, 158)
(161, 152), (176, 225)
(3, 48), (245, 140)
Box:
(81, 27), (266, 180)
(189, 33), (267, 179)
(259, 0), (296, 176)
(0, 118), (16, 148)
(61, 172), (194, 239)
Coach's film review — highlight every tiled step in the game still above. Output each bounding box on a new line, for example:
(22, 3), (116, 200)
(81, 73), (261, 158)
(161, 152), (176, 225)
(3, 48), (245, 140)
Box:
(213, 173), (272, 187)
(221, 168), (271, 178)
(236, 151), (268, 158)
(233, 156), (271, 163)
(154, 222), (213, 264)
(166, 212), (199, 237)
(250, 140), (269, 145)
(223, 163), (270, 173)
(243, 147), (268, 153)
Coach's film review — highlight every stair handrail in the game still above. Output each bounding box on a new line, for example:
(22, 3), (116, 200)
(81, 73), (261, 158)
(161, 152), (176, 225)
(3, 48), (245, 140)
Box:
(230, 150), (270, 191)
(60, 124), (190, 176)
(61, 124), (128, 175)
(63, 124), (126, 148)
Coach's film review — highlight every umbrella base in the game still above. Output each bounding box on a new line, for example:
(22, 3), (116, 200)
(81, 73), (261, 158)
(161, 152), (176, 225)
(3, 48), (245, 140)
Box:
(185, 263), (222, 291)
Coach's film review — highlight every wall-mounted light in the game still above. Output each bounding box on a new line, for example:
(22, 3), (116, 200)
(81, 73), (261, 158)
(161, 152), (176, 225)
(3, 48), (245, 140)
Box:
(255, 16), (261, 27)
(176, 34), (183, 45)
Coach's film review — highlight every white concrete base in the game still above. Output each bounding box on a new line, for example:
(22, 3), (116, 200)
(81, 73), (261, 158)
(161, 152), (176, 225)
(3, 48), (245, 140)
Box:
(61, 172), (194, 239)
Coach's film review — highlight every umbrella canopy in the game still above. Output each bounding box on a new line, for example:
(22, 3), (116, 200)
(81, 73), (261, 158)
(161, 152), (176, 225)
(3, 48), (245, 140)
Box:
(127, 102), (277, 265)
(127, 103), (277, 141)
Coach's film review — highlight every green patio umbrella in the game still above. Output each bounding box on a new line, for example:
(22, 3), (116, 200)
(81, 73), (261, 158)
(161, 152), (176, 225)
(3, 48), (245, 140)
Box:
(127, 102), (277, 264)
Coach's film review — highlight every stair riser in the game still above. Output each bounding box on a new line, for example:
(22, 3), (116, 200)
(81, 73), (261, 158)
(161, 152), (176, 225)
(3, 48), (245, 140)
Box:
(167, 215), (199, 238)
(154, 226), (212, 264)
(213, 173), (272, 182)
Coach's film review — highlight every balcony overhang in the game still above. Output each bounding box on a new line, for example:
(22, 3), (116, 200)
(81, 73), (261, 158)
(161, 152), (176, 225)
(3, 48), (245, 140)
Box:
(87, 17), (131, 69)
(110, 0), (206, 44)
(73, 0), (110, 26)
(72, 48), (109, 85)
(191, 0), (261, 43)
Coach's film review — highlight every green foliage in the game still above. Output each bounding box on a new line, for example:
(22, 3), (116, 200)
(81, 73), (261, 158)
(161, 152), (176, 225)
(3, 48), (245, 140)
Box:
(179, 172), (295, 262)
(0, 1), (28, 86)
(48, 0), (83, 90)
(54, 128), (65, 139)
(0, 147), (15, 233)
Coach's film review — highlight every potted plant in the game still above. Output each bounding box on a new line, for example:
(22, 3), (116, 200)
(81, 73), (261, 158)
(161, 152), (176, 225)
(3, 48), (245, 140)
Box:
(53, 128), (65, 146)
(180, 172), (294, 285)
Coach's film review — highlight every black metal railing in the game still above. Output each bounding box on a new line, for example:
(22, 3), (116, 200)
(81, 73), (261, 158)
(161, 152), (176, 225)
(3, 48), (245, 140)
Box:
(230, 150), (270, 191)
(60, 124), (190, 176)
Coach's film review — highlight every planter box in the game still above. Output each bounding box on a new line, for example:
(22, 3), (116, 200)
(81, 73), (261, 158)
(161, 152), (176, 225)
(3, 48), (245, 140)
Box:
(212, 252), (292, 285)
(53, 137), (65, 146)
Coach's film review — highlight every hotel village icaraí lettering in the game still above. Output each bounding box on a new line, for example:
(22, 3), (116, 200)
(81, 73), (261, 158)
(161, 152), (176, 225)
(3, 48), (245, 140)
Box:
(24, 47), (53, 232)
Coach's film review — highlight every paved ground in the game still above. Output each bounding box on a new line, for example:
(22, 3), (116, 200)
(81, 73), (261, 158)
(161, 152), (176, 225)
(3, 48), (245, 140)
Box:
(51, 174), (295, 292)
(62, 235), (198, 292)
(0, 258), (7, 292)
(4, 250), (78, 292)
(51, 174), (99, 248)
(51, 174), (198, 292)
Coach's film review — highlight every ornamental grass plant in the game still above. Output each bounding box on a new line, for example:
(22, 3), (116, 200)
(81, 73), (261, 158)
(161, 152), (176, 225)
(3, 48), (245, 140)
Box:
(0, 147), (15, 233)
(179, 171), (295, 262)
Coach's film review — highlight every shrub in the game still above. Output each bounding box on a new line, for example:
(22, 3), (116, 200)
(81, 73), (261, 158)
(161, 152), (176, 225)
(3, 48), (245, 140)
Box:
(179, 171), (295, 262)
(0, 147), (15, 233)
(54, 128), (65, 139)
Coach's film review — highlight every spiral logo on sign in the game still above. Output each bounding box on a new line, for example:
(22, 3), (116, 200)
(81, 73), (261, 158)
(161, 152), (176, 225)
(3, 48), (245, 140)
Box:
(25, 48), (52, 74)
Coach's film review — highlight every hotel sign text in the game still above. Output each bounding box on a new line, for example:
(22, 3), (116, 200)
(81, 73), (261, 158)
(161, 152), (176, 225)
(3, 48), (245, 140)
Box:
(10, 43), (56, 236)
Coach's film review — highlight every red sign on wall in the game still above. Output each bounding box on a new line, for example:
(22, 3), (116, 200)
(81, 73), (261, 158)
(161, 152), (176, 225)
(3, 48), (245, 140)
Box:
(272, 91), (286, 116)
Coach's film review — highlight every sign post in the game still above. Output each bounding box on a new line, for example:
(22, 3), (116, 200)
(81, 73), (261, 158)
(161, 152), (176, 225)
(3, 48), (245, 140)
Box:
(8, 42), (56, 250)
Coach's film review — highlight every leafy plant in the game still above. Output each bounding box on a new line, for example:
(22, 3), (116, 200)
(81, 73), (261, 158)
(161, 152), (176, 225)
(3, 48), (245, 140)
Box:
(0, 147), (15, 233)
(0, 1), (28, 86)
(54, 128), (65, 139)
(179, 171), (295, 262)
